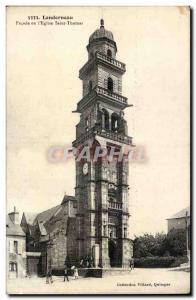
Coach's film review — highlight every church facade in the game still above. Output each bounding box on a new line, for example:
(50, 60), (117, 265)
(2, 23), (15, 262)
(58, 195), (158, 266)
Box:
(15, 20), (133, 278)
(73, 19), (133, 268)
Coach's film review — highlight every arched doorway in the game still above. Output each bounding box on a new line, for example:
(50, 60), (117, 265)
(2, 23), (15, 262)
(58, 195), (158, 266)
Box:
(108, 239), (118, 267)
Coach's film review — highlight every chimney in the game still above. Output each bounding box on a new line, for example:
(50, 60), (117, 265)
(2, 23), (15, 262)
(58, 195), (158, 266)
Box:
(8, 206), (19, 225)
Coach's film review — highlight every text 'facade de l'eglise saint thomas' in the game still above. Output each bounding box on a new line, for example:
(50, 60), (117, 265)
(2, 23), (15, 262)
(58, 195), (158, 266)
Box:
(72, 19), (133, 269)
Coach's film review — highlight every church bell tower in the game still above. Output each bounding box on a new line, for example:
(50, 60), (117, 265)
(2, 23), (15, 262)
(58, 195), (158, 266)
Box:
(73, 20), (133, 268)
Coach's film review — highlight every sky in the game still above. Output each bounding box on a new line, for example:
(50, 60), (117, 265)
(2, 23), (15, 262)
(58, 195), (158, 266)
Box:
(7, 6), (190, 238)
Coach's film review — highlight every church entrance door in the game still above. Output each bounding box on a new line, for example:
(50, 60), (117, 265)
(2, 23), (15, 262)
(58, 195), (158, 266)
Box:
(108, 239), (118, 267)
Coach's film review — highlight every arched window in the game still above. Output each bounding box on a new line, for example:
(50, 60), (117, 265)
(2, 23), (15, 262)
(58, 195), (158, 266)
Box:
(107, 77), (113, 92)
(97, 110), (103, 128)
(107, 49), (112, 57)
(102, 109), (109, 130)
(89, 80), (92, 92)
(111, 113), (119, 132)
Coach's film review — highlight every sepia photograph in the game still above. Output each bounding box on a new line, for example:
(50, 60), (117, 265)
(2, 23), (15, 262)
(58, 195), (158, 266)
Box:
(6, 6), (191, 295)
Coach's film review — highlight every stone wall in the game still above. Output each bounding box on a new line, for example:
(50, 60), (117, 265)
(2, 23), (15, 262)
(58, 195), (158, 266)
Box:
(50, 230), (67, 270)
(98, 65), (122, 94)
(122, 238), (133, 268)
(67, 217), (77, 264)
(46, 202), (77, 270)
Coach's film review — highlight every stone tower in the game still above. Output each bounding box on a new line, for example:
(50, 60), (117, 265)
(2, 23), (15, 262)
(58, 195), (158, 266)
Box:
(73, 20), (133, 269)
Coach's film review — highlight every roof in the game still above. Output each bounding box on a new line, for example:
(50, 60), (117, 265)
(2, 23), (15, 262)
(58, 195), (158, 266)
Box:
(89, 19), (114, 44)
(38, 222), (47, 236)
(61, 195), (75, 205)
(23, 212), (37, 225)
(6, 214), (25, 237)
(22, 195), (75, 227)
(44, 207), (69, 236)
(34, 204), (61, 225)
(22, 195), (76, 237)
(167, 207), (190, 220)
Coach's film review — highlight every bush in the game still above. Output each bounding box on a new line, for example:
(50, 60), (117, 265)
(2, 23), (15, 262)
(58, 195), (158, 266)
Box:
(134, 256), (187, 268)
(170, 256), (188, 268)
(133, 229), (187, 258)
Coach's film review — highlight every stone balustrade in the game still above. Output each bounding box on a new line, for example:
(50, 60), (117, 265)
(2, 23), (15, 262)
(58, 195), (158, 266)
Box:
(109, 201), (122, 210)
(73, 125), (132, 147)
(96, 52), (126, 71)
(95, 125), (132, 145)
(95, 86), (127, 105)
(79, 51), (126, 78)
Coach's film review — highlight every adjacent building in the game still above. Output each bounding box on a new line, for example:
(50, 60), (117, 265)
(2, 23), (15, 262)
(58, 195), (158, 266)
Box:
(167, 206), (190, 253)
(20, 195), (77, 276)
(167, 207), (190, 232)
(6, 207), (26, 278)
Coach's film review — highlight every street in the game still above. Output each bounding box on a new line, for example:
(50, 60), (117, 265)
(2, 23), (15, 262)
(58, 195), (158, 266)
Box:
(7, 268), (190, 295)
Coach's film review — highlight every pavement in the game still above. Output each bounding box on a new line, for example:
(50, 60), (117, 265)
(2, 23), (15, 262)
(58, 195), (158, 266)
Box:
(6, 268), (190, 295)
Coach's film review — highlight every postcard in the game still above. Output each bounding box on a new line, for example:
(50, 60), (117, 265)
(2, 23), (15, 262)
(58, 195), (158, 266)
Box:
(6, 6), (191, 295)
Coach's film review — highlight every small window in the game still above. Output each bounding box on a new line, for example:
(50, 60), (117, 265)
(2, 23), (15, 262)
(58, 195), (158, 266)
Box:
(14, 241), (18, 254)
(9, 263), (13, 271)
(107, 49), (112, 57)
(9, 262), (17, 272)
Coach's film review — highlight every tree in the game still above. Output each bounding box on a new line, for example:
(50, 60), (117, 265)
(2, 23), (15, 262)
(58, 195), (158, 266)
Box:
(133, 233), (166, 258)
(152, 233), (167, 256)
(163, 228), (186, 256)
(133, 229), (186, 258)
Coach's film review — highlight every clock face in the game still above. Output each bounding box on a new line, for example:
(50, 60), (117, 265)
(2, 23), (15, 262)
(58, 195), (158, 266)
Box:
(83, 162), (88, 175)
